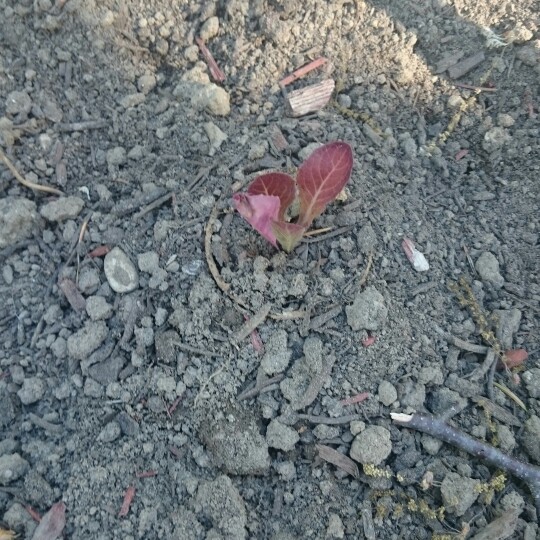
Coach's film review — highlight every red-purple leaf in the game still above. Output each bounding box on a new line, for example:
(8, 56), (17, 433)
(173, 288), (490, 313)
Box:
(272, 221), (306, 252)
(297, 142), (353, 227)
(247, 172), (296, 220)
(31, 502), (66, 540)
(232, 193), (280, 247)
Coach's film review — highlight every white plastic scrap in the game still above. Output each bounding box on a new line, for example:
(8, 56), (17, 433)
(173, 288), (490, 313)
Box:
(402, 237), (430, 272)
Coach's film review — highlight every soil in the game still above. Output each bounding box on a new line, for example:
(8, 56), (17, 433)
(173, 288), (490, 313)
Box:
(0, 0), (539, 538)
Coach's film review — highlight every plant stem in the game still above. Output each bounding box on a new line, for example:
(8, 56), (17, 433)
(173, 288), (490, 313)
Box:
(391, 412), (540, 514)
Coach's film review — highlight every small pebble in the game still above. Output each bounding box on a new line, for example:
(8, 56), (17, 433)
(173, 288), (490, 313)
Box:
(40, 196), (84, 222)
(350, 425), (392, 465)
(0, 453), (29, 485)
(104, 247), (139, 293)
(475, 251), (504, 288)
(266, 419), (299, 451)
(199, 16), (219, 41)
(17, 377), (46, 405)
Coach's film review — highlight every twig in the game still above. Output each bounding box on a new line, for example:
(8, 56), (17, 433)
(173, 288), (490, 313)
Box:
(391, 412), (540, 513)
(493, 382), (526, 411)
(205, 204), (250, 311)
(237, 375), (285, 401)
(28, 412), (63, 434)
(56, 119), (107, 132)
(469, 349), (496, 382)
(302, 225), (352, 244)
(171, 341), (220, 358)
(133, 192), (173, 221)
(118, 486), (136, 517)
(433, 324), (489, 354)
(357, 250), (374, 289)
(279, 57), (328, 87)
(454, 82), (496, 92)
(232, 303), (271, 343)
(297, 414), (361, 425)
(487, 350), (498, 400)
(0, 147), (63, 196)
(195, 37), (225, 83)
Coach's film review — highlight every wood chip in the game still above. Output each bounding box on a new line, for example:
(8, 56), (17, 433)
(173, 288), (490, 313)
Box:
(286, 79), (335, 117)
(469, 508), (520, 540)
(447, 51), (485, 79)
(232, 303), (271, 343)
(58, 277), (86, 312)
(317, 444), (359, 478)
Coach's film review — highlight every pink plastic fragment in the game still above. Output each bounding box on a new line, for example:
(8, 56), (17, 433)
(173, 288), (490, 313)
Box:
(340, 392), (370, 406)
(362, 335), (377, 347)
(402, 237), (430, 272)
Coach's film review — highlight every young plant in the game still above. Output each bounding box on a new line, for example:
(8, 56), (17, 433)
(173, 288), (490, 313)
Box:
(232, 141), (353, 252)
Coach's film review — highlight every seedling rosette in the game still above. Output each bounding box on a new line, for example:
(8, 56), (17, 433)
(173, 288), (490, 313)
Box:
(232, 141), (353, 252)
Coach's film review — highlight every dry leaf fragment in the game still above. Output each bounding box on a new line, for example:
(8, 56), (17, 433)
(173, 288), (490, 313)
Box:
(31, 502), (66, 540)
(286, 79), (335, 117)
(58, 277), (86, 312)
(316, 444), (359, 478)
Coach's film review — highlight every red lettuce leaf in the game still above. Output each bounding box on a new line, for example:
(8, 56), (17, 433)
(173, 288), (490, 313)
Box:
(297, 141), (353, 227)
(247, 172), (296, 220)
(272, 221), (306, 253)
(232, 193), (280, 247)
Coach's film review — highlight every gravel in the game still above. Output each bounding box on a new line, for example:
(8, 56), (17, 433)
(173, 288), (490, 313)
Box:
(350, 425), (392, 465)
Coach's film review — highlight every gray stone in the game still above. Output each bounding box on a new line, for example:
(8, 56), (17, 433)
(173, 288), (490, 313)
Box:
(191, 83), (230, 116)
(137, 251), (160, 274)
(83, 377), (103, 398)
(137, 74), (156, 94)
(17, 377), (46, 405)
(494, 308), (522, 349)
(523, 369), (540, 398)
(440, 472), (480, 516)
(0, 390), (17, 428)
(97, 421), (121, 443)
(87, 356), (123, 384)
(199, 16), (219, 41)
(350, 425), (392, 465)
(266, 419), (299, 451)
(78, 267), (101, 294)
(67, 321), (108, 360)
(194, 475), (246, 539)
(6, 91), (32, 115)
(119, 93), (145, 108)
(106, 146), (127, 166)
(85, 295), (113, 320)
(378, 380), (397, 406)
(104, 247), (139, 293)
(0, 197), (38, 248)
(201, 407), (270, 475)
(398, 380), (426, 409)
(346, 286), (388, 331)
(24, 470), (55, 506)
(260, 330), (291, 375)
(155, 330), (179, 364)
(357, 224), (377, 254)
(497, 424), (516, 453)
(522, 415), (540, 464)
(428, 388), (467, 416)
(203, 121), (227, 156)
(116, 411), (140, 437)
(326, 513), (345, 539)
(0, 453), (29, 485)
(40, 196), (84, 221)
(475, 252), (504, 288)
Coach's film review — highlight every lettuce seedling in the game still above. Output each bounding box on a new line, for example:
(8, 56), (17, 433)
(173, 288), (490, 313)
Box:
(233, 141), (353, 252)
